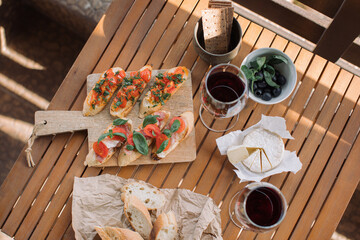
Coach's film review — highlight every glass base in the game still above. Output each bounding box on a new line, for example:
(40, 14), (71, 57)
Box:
(199, 105), (239, 132)
(229, 191), (245, 229)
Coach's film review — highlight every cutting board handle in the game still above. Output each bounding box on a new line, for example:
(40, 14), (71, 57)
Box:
(34, 111), (90, 136)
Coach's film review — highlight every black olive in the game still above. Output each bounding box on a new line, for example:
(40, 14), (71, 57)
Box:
(272, 75), (277, 82)
(255, 71), (264, 80)
(277, 74), (287, 85)
(261, 92), (272, 101)
(272, 87), (282, 97)
(257, 80), (267, 88)
(263, 88), (272, 94)
(254, 88), (263, 97)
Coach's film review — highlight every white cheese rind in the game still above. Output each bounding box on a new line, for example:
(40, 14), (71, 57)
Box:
(243, 128), (284, 171)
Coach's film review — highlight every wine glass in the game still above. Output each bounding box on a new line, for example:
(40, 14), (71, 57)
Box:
(199, 63), (248, 132)
(229, 182), (287, 232)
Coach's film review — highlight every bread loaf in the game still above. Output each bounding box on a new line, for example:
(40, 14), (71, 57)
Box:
(150, 211), (178, 240)
(121, 182), (166, 210)
(95, 226), (143, 240)
(122, 194), (153, 239)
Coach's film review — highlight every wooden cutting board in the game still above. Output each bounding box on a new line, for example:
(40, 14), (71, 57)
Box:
(35, 69), (196, 166)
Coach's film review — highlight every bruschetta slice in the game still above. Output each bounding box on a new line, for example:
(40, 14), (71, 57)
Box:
(84, 118), (133, 167)
(83, 67), (126, 116)
(151, 111), (194, 160)
(118, 110), (170, 166)
(110, 65), (152, 118)
(139, 66), (189, 118)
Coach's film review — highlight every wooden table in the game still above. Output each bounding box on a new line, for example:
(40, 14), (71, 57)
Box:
(1, 0), (359, 239)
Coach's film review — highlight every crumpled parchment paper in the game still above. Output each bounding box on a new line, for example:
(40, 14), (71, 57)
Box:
(216, 115), (302, 182)
(72, 174), (222, 240)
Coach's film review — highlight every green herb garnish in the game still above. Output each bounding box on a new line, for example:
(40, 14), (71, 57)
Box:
(142, 115), (160, 128)
(156, 139), (169, 154)
(132, 131), (148, 155)
(113, 118), (128, 125)
(126, 145), (134, 151)
(170, 119), (180, 133)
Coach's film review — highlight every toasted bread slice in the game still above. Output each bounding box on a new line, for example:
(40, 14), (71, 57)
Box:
(110, 65), (152, 118)
(152, 111), (194, 160)
(84, 119), (133, 167)
(139, 66), (189, 118)
(118, 111), (170, 166)
(122, 194), (153, 240)
(150, 211), (178, 240)
(121, 181), (166, 210)
(83, 67), (125, 116)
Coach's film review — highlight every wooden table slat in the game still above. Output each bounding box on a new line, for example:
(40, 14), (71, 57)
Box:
(291, 78), (360, 239)
(270, 69), (355, 240)
(1, 133), (71, 235)
(307, 131), (360, 239)
(28, 140), (89, 239)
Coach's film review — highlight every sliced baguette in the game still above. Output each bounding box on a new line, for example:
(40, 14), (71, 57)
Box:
(139, 66), (189, 118)
(121, 181), (166, 210)
(84, 119), (133, 167)
(110, 65), (152, 118)
(95, 226), (144, 240)
(83, 67), (125, 116)
(150, 211), (178, 240)
(152, 111), (194, 160)
(118, 111), (170, 166)
(122, 194), (153, 240)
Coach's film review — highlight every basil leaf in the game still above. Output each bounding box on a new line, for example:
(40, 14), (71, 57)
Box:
(163, 129), (172, 138)
(152, 130), (156, 137)
(241, 65), (255, 81)
(170, 119), (180, 133)
(267, 55), (288, 65)
(143, 115), (160, 128)
(132, 131), (148, 155)
(113, 132), (127, 141)
(108, 129), (114, 138)
(97, 133), (109, 143)
(264, 71), (280, 88)
(156, 139), (169, 154)
(256, 56), (266, 69)
(113, 118), (128, 125)
(251, 80), (255, 94)
(126, 145), (134, 151)
(265, 64), (275, 77)
(250, 61), (259, 70)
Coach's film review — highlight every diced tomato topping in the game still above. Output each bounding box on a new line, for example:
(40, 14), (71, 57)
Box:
(93, 141), (108, 158)
(106, 69), (115, 78)
(170, 117), (185, 134)
(143, 124), (161, 138)
(130, 71), (138, 78)
(124, 85), (139, 98)
(110, 127), (127, 141)
(140, 68), (151, 83)
(173, 67), (184, 75)
(155, 134), (171, 152)
(164, 81), (176, 94)
(151, 88), (160, 102)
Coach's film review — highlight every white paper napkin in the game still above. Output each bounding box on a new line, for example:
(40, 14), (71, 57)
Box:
(216, 115), (302, 182)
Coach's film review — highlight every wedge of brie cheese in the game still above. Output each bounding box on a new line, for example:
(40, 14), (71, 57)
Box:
(241, 128), (284, 172)
(227, 145), (259, 165)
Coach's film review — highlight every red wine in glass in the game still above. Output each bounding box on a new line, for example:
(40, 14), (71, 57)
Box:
(230, 182), (287, 232)
(201, 64), (248, 119)
(245, 187), (283, 227)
